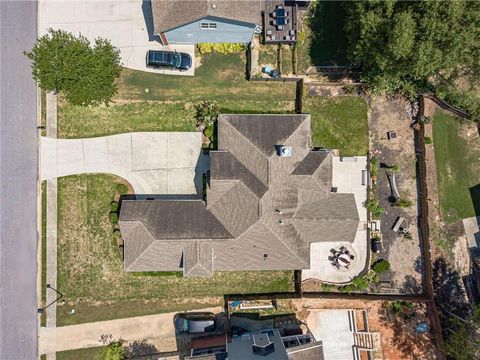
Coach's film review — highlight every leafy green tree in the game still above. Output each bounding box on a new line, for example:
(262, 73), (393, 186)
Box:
(26, 29), (122, 106)
(102, 341), (124, 360)
(372, 259), (390, 274)
(195, 100), (219, 129)
(345, 1), (480, 105)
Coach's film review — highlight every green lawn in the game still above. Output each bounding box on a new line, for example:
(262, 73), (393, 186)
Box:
(433, 112), (480, 223)
(58, 53), (296, 138)
(56, 346), (104, 360)
(304, 96), (369, 156)
(56, 174), (294, 326)
(297, 1), (351, 73)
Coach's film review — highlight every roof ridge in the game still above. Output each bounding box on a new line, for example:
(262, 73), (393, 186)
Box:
(208, 180), (261, 237)
(222, 118), (270, 169)
(261, 220), (309, 268)
(124, 222), (157, 271)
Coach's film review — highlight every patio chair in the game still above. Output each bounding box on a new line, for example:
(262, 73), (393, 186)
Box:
(339, 245), (346, 252)
(266, 29), (273, 35)
(344, 250), (350, 256)
(350, 255), (355, 260)
(272, 19), (277, 26)
(278, 25), (283, 30)
(271, 12), (276, 18)
(289, 30), (295, 36)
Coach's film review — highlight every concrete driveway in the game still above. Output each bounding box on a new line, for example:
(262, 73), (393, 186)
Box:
(41, 132), (207, 195)
(38, 0), (195, 75)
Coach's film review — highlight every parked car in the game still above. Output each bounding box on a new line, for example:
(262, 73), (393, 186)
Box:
(174, 312), (216, 334)
(146, 50), (192, 71)
(371, 237), (382, 253)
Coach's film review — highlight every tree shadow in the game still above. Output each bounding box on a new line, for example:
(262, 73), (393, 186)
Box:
(124, 339), (158, 358)
(378, 302), (434, 359)
(432, 257), (471, 336)
(402, 275), (422, 294)
(307, 2), (350, 66)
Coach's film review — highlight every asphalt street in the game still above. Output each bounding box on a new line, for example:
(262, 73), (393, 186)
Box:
(0, 1), (38, 359)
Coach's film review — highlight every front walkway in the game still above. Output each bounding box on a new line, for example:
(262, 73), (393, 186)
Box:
(302, 156), (369, 283)
(38, 0), (195, 75)
(40, 132), (207, 195)
(39, 306), (222, 354)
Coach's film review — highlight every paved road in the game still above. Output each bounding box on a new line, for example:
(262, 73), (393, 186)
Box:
(0, 1), (38, 359)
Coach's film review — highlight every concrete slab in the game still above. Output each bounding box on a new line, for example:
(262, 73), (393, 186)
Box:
(40, 132), (204, 195)
(38, 0), (195, 76)
(309, 310), (355, 360)
(463, 216), (480, 248)
(302, 156), (369, 284)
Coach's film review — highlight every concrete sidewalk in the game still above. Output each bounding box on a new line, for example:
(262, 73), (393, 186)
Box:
(39, 307), (222, 354)
(38, 0), (195, 75)
(40, 132), (207, 195)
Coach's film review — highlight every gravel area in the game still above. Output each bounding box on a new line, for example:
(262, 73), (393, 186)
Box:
(369, 96), (424, 294)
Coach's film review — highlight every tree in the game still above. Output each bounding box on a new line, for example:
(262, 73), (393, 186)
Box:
(195, 100), (219, 129)
(102, 341), (125, 360)
(26, 29), (122, 106)
(345, 1), (480, 105)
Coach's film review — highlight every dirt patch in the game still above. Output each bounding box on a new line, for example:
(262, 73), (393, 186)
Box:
(369, 96), (423, 293)
(295, 298), (438, 359)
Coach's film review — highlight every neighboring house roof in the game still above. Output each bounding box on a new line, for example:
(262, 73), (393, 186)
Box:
(151, 0), (264, 34)
(119, 114), (360, 276)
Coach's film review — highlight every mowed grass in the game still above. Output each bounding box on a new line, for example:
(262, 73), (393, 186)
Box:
(433, 112), (480, 223)
(56, 347), (104, 360)
(58, 53), (296, 138)
(304, 96), (369, 156)
(56, 174), (294, 326)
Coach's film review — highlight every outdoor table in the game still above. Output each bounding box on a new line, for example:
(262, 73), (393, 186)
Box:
(276, 8), (286, 18)
(337, 254), (351, 267)
(276, 16), (286, 26)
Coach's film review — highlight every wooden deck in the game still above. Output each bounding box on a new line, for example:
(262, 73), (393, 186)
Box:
(263, 2), (298, 44)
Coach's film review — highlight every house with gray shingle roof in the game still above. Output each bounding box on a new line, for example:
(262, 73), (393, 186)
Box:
(151, 0), (265, 45)
(119, 114), (360, 277)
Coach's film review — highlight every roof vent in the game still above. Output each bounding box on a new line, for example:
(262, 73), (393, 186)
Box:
(277, 145), (292, 157)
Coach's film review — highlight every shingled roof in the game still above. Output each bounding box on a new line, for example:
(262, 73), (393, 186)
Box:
(151, 0), (264, 34)
(119, 114), (360, 276)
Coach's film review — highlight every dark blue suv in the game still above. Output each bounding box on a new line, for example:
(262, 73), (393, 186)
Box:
(146, 50), (192, 71)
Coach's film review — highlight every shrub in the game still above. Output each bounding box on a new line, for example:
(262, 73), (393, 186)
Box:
(365, 198), (384, 219)
(372, 259), (390, 274)
(370, 157), (379, 177)
(195, 100), (219, 128)
(102, 341), (124, 360)
(389, 164), (400, 173)
(396, 198), (414, 208)
(198, 43), (246, 54)
(116, 183), (128, 195)
(110, 201), (119, 212)
(424, 136), (432, 144)
(109, 212), (119, 225)
(203, 125), (214, 138)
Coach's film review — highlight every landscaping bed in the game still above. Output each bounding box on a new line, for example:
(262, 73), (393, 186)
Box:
(369, 96), (423, 294)
(56, 174), (294, 326)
